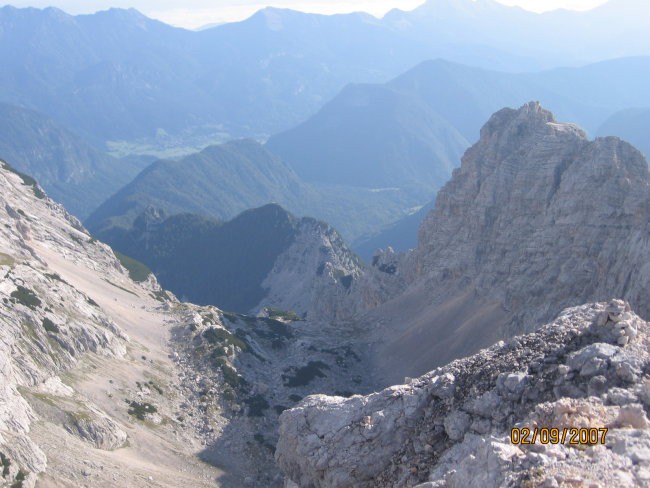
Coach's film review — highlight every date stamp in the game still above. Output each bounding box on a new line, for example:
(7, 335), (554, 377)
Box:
(510, 427), (608, 445)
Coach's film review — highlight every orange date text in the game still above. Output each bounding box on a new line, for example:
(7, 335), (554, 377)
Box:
(510, 427), (607, 445)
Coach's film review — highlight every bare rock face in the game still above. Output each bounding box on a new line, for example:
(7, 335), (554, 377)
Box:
(360, 102), (650, 381)
(0, 162), (131, 485)
(0, 160), (229, 487)
(416, 102), (649, 329)
(276, 301), (650, 487)
(255, 218), (363, 320)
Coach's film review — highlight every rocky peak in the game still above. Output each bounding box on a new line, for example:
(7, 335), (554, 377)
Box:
(415, 101), (649, 325)
(352, 102), (649, 383)
(256, 216), (363, 320)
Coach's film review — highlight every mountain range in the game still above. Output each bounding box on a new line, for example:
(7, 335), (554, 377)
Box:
(598, 107), (650, 158)
(0, 1), (648, 147)
(85, 139), (422, 245)
(0, 102), (648, 487)
(87, 56), (650, 257)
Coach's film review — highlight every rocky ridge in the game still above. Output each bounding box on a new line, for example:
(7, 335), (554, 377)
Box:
(94, 203), (364, 318)
(277, 300), (650, 487)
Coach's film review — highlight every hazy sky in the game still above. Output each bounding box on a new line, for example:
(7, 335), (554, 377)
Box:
(3, 0), (611, 29)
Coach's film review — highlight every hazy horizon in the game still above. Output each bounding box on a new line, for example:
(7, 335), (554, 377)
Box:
(2, 0), (610, 29)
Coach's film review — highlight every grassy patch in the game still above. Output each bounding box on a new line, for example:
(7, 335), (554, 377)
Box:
(127, 401), (157, 421)
(67, 409), (92, 423)
(113, 250), (152, 283)
(0, 252), (15, 267)
(203, 327), (248, 351)
(1, 451), (10, 476)
(264, 318), (294, 339)
(151, 289), (170, 302)
(220, 363), (241, 388)
(201, 313), (216, 325)
(42, 318), (59, 333)
(266, 307), (302, 322)
(220, 311), (240, 323)
(13, 469), (27, 488)
(148, 380), (163, 395)
(248, 317), (294, 349)
(244, 394), (269, 417)
(283, 361), (330, 387)
(10, 286), (41, 309)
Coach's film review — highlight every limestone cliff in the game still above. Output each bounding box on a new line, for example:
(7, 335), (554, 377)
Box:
(357, 102), (650, 382)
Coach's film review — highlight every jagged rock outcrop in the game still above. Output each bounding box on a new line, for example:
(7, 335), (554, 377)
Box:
(256, 217), (362, 320)
(277, 301), (650, 487)
(414, 101), (649, 328)
(357, 102), (650, 382)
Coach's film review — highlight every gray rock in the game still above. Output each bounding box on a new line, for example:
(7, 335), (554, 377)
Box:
(444, 411), (471, 441)
(276, 304), (650, 487)
(66, 413), (128, 451)
(587, 376), (608, 397)
(607, 388), (639, 406)
(567, 343), (618, 371)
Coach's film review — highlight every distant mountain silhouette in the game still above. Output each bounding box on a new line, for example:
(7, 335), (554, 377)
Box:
(597, 107), (650, 158)
(1, 2), (649, 145)
(268, 57), (650, 196)
(102, 205), (299, 312)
